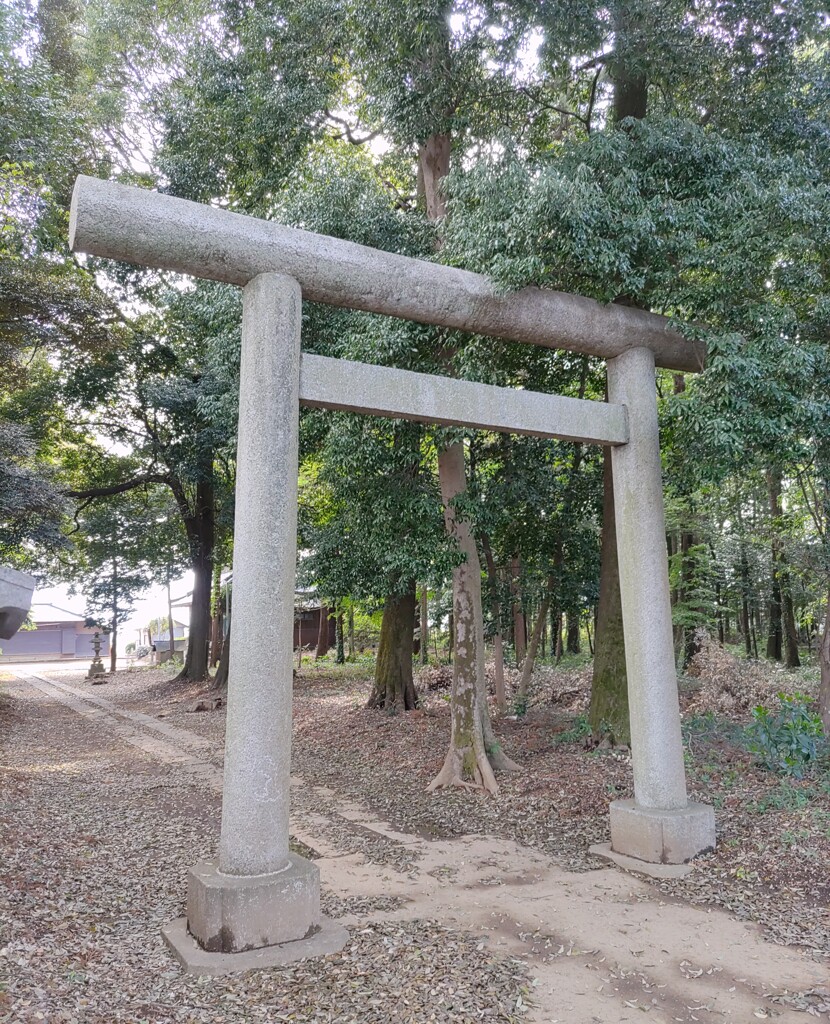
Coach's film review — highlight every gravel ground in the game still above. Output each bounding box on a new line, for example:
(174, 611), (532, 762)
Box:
(3, 656), (828, 1023)
(18, 661), (830, 958)
(0, 674), (530, 1024)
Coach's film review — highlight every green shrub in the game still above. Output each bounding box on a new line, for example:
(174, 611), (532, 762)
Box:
(746, 692), (826, 778)
(553, 714), (592, 746)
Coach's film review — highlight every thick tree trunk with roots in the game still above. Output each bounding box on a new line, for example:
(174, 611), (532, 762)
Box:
(368, 584), (418, 711)
(589, 451), (630, 745)
(430, 443), (516, 793)
(417, 121), (518, 789)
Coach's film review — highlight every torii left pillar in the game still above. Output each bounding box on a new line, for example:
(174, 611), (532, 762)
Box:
(163, 273), (347, 973)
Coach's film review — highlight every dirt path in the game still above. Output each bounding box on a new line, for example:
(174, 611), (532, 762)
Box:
(2, 669), (827, 1023)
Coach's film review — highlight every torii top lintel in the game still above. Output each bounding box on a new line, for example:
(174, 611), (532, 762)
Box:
(69, 175), (705, 375)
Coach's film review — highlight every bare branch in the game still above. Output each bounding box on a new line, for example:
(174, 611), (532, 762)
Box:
(65, 473), (171, 500)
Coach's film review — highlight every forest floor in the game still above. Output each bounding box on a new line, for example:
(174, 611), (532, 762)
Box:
(1, 648), (829, 1023)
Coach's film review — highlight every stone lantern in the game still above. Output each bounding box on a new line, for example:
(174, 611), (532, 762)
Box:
(87, 631), (107, 683)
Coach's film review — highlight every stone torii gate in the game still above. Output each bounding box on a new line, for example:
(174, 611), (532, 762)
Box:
(69, 175), (715, 973)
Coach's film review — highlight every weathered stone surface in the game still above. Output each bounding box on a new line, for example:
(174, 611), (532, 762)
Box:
(187, 855), (321, 953)
(218, 273), (301, 879)
(0, 566), (35, 640)
(588, 842), (692, 878)
(69, 175), (705, 373)
(299, 354), (628, 446)
(609, 800), (716, 864)
(607, 348), (689, 812)
(163, 913), (348, 976)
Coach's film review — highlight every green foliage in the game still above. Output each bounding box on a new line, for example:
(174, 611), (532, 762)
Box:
(0, 420), (66, 563)
(746, 693), (827, 778)
(668, 542), (717, 634)
(5, 0), (830, 716)
(552, 713), (592, 746)
(746, 778), (830, 814)
(159, 0), (347, 209)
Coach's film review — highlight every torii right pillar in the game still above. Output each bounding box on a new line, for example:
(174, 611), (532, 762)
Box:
(607, 347), (715, 864)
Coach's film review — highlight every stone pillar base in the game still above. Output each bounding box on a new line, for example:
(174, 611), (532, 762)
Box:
(610, 799), (716, 865)
(162, 915), (348, 976)
(187, 854), (321, 953)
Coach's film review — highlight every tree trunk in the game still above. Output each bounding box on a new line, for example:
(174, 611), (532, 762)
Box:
(783, 585), (800, 668)
(429, 442), (499, 792)
(752, 604), (760, 659)
(515, 580), (552, 711)
(179, 545), (211, 681)
(348, 605), (355, 660)
(712, 546), (725, 645)
(820, 593), (830, 734)
(174, 473), (214, 683)
(766, 584), (783, 660)
(766, 468), (784, 660)
(418, 122), (516, 786)
(588, 450), (630, 745)
(369, 584), (418, 711)
(315, 604), (330, 659)
(680, 530), (702, 667)
(481, 534), (506, 712)
(740, 543), (752, 657)
(611, 4), (648, 124)
(335, 607), (345, 664)
(167, 568), (175, 660)
(110, 554), (117, 672)
(566, 611), (580, 654)
(587, 21), (645, 741)
(420, 585), (429, 666)
(215, 619), (230, 691)
(510, 554), (527, 666)
(209, 559), (223, 666)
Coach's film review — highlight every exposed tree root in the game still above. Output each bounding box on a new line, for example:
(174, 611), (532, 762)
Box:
(487, 745), (522, 773)
(427, 742), (499, 795)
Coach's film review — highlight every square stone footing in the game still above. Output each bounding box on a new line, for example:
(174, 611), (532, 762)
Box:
(609, 799), (715, 865)
(187, 854), (320, 953)
(589, 842), (692, 879)
(162, 915), (349, 976)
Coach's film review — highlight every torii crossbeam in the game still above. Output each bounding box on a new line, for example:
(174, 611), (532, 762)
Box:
(69, 175), (715, 974)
